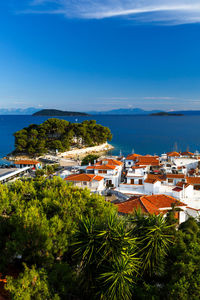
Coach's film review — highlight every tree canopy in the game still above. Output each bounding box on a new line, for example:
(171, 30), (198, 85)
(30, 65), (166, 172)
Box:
(0, 177), (200, 299)
(14, 119), (112, 155)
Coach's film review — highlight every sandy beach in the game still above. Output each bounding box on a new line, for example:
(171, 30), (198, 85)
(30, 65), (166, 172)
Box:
(58, 142), (114, 159)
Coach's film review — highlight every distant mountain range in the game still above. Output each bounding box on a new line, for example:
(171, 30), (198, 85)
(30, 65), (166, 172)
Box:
(88, 108), (200, 115)
(2, 107), (200, 116)
(0, 107), (39, 115)
(87, 108), (161, 115)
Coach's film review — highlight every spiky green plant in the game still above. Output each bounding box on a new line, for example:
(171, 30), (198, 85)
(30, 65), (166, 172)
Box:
(138, 214), (173, 276)
(72, 213), (139, 299)
(99, 253), (139, 300)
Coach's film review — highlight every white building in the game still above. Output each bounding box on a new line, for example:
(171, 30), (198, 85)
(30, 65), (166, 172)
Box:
(125, 154), (142, 169)
(14, 160), (42, 169)
(126, 166), (147, 185)
(86, 158), (123, 187)
(173, 158), (199, 171)
(65, 173), (105, 194)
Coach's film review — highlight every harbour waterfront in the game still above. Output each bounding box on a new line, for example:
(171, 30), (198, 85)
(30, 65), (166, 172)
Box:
(1, 114), (200, 160)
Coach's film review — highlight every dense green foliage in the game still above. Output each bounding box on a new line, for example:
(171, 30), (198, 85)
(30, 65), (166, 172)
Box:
(81, 154), (100, 166)
(35, 164), (60, 177)
(1, 177), (200, 299)
(14, 119), (112, 155)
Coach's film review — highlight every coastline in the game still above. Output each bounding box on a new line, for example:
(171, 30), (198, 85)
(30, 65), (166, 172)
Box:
(6, 142), (114, 162)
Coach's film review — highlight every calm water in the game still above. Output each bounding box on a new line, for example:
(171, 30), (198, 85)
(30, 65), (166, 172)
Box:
(0, 115), (200, 160)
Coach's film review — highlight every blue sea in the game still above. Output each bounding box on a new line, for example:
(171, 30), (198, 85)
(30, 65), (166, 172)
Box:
(0, 115), (200, 163)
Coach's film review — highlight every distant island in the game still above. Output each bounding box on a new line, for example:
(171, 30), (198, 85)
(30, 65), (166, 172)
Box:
(87, 108), (161, 115)
(150, 112), (184, 116)
(33, 109), (89, 116)
(87, 108), (200, 116)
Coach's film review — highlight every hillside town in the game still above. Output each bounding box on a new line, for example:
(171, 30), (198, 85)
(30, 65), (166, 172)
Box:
(3, 149), (200, 225)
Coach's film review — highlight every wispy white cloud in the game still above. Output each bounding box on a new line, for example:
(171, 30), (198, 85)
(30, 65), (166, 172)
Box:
(19, 0), (200, 25)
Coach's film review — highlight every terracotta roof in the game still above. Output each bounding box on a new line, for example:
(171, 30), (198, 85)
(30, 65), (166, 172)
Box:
(144, 178), (158, 184)
(86, 165), (116, 170)
(176, 181), (190, 188)
(172, 187), (182, 192)
(116, 194), (186, 215)
(141, 194), (186, 209)
(166, 174), (185, 179)
(115, 197), (151, 215)
(126, 153), (142, 160)
(167, 151), (181, 157)
(95, 159), (123, 166)
(14, 160), (40, 165)
(135, 156), (160, 166)
(181, 151), (194, 156)
(144, 174), (165, 184)
(65, 173), (104, 182)
(186, 176), (200, 185)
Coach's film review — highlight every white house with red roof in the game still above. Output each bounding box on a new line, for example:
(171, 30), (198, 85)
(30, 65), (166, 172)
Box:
(14, 160), (42, 170)
(167, 151), (181, 162)
(115, 194), (188, 224)
(172, 182), (193, 201)
(86, 158), (123, 187)
(126, 166), (147, 185)
(125, 153), (142, 169)
(65, 173), (105, 194)
(125, 154), (160, 171)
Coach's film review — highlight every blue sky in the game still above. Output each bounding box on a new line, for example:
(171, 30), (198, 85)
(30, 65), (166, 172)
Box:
(1, 0), (200, 111)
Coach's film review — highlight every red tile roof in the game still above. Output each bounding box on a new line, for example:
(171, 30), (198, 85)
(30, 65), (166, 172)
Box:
(116, 194), (186, 215)
(166, 174), (185, 179)
(126, 153), (142, 160)
(135, 156), (160, 166)
(181, 151), (194, 156)
(176, 182), (190, 188)
(116, 197), (151, 214)
(144, 179), (157, 184)
(95, 159), (123, 166)
(186, 176), (200, 185)
(167, 151), (181, 157)
(172, 187), (182, 192)
(86, 165), (116, 170)
(65, 174), (104, 182)
(144, 174), (166, 184)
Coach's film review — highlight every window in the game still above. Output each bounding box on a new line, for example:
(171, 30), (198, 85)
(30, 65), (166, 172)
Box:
(131, 179), (134, 184)
(83, 182), (87, 185)
(139, 179), (143, 185)
(106, 180), (112, 185)
(99, 170), (107, 174)
(128, 161), (131, 165)
(168, 179), (173, 183)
